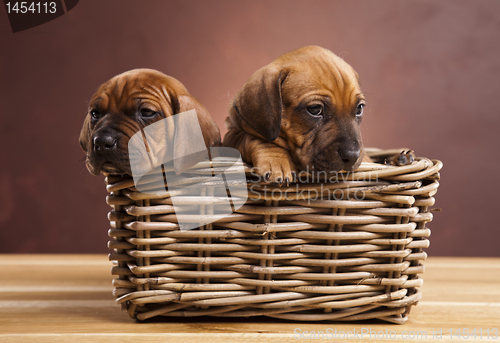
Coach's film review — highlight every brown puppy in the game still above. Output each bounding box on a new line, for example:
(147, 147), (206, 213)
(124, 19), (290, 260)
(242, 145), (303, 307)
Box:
(223, 46), (366, 184)
(80, 68), (221, 176)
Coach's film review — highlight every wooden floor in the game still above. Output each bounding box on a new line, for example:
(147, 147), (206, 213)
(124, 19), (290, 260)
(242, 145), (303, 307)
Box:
(0, 255), (499, 342)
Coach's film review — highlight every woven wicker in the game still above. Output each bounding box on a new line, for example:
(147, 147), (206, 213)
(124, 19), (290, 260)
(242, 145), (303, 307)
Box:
(105, 148), (442, 324)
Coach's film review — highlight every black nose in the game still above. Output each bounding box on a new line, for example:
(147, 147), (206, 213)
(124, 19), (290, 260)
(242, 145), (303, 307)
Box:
(338, 148), (360, 167)
(93, 135), (117, 152)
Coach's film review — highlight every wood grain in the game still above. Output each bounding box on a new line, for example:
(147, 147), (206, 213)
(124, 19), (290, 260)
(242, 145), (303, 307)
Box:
(1, 255), (499, 342)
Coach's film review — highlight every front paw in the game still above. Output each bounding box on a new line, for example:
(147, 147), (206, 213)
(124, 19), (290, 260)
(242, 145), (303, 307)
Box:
(389, 149), (415, 166)
(251, 147), (298, 185)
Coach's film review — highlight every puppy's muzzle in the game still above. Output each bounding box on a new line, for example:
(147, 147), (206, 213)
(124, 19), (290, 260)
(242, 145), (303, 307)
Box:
(89, 129), (130, 175)
(338, 146), (360, 169)
(93, 134), (118, 153)
(312, 138), (361, 172)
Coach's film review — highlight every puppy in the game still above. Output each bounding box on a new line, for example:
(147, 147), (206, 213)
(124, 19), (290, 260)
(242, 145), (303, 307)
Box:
(223, 46), (366, 184)
(79, 69), (221, 176)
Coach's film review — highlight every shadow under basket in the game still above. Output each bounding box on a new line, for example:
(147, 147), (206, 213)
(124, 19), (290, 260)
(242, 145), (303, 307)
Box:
(105, 148), (442, 324)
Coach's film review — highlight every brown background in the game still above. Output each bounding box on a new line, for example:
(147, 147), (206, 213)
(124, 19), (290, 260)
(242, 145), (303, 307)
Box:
(1, 0), (499, 256)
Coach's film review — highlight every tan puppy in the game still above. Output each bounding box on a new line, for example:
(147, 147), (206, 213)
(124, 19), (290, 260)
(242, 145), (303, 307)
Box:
(223, 46), (366, 184)
(80, 69), (221, 176)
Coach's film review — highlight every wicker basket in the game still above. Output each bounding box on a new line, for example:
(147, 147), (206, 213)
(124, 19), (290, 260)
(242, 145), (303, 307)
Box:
(105, 148), (442, 324)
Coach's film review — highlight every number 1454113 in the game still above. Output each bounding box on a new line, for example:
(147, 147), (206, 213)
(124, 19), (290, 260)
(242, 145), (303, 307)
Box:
(5, 2), (57, 14)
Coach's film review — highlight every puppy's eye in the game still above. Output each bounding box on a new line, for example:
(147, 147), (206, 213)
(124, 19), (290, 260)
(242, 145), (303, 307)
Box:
(140, 108), (158, 117)
(90, 109), (102, 119)
(356, 104), (365, 117)
(306, 104), (323, 117)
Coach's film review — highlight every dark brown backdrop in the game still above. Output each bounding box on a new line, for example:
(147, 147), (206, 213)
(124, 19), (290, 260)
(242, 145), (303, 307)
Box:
(1, 0), (499, 256)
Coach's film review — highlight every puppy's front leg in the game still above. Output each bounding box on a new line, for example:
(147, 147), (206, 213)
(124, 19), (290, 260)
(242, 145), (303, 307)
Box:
(250, 141), (297, 185)
(223, 127), (297, 185)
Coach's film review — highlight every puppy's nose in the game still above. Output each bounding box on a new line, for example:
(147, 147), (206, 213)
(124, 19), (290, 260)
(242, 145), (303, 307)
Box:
(93, 135), (118, 152)
(338, 148), (360, 167)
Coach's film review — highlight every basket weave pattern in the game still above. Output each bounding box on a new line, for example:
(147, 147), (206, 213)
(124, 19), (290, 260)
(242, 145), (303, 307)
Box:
(106, 149), (442, 323)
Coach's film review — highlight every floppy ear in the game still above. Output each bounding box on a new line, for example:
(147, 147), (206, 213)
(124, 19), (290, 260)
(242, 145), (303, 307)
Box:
(79, 114), (91, 153)
(172, 95), (221, 174)
(232, 66), (287, 142)
(178, 94), (221, 149)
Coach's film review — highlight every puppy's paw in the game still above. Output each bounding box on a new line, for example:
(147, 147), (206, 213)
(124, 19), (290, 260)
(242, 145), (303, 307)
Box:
(251, 146), (298, 186)
(389, 149), (415, 166)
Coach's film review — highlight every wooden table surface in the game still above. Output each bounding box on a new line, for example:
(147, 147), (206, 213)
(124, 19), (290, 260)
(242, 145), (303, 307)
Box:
(0, 255), (499, 342)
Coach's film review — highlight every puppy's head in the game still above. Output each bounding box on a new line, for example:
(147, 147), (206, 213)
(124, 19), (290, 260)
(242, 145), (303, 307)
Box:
(79, 69), (220, 176)
(231, 46), (365, 172)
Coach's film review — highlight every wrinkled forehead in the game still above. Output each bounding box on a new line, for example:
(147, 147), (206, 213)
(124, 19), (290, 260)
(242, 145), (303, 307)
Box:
(90, 72), (175, 111)
(281, 55), (361, 106)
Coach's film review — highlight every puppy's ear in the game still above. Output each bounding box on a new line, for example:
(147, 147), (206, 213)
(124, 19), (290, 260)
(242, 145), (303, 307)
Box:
(178, 94), (221, 149)
(232, 66), (287, 142)
(79, 114), (91, 153)
(172, 95), (221, 174)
